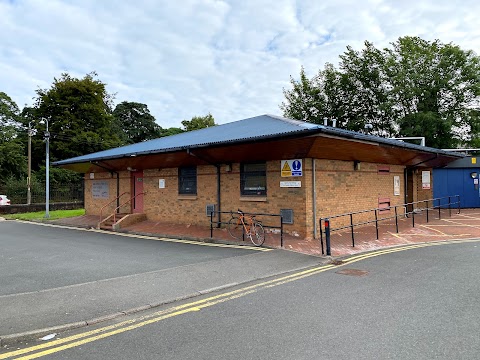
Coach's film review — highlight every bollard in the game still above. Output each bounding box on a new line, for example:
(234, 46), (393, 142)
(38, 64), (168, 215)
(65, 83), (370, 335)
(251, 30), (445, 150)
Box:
(325, 218), (331, 256)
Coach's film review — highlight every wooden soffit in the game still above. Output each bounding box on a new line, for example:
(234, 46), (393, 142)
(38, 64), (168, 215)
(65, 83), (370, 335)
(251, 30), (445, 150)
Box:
(58, 133), (460, 173)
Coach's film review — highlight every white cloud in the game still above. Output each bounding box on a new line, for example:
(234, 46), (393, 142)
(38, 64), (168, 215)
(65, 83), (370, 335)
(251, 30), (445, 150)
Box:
(1, 0), (479, 128)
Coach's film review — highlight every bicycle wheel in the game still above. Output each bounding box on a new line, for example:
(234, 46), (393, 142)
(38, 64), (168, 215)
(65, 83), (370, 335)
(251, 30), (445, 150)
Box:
(227, 217), (243, 240)
(250, 221), (265, 246)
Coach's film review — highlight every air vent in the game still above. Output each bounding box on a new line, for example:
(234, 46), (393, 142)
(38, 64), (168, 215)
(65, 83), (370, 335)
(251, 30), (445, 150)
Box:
(206, 204), (215, 217)
(280, 209), (294, 224)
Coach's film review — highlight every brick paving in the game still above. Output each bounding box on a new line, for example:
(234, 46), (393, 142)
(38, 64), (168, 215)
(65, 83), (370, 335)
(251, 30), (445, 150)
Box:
(52, 209), (480, 257)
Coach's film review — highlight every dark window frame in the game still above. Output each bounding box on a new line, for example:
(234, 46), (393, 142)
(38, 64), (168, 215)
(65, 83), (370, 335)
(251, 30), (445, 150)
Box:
(178, 166), (197, 195)
(240, 162), (267, 196)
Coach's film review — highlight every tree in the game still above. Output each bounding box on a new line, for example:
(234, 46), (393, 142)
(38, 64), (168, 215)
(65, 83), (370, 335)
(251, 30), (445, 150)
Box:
(0, 92), (26, 183)
(181, 113), (216, 131)
(281, 36), (480, 148)
(160, 127), (184, 137)
(32, 72), (123, 163)
(113, 101), (162, 143)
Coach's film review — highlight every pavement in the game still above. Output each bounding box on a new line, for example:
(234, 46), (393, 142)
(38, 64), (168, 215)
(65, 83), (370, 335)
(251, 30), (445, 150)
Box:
(51, 208), (480, 256)
(2, 208), (480, 346)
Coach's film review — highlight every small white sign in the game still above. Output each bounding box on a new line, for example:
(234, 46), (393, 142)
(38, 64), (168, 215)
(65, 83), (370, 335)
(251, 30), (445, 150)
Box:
(159, 179), (165, 189)
(394, 176), (400, 196)
(422, 171), (431, 190)
(89, 172), (94, 179)
(280, 181), (301, 188)
(281, 159), (303, 177)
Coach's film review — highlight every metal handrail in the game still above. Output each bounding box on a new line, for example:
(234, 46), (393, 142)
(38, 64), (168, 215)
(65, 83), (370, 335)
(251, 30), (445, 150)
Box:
(99, 192), (129, 223)
(319, 195), (461, 255)
(111, 192), (146, 223)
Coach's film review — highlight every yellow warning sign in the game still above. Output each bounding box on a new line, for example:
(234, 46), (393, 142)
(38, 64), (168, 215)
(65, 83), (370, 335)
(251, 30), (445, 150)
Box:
(472, 158), (477, 164)
(281, 161), (292, 177)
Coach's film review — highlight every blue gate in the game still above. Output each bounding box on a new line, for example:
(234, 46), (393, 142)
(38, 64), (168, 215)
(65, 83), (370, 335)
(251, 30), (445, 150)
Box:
(433, 168), (480, 208)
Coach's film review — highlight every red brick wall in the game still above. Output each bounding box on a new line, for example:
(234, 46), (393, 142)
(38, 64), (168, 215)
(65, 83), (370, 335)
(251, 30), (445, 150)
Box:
(84, 159), (423, 240)
(314, 160), (406, 234)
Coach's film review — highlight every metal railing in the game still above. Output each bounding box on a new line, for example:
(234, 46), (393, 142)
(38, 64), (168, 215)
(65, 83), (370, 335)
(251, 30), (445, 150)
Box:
(111, 192), (146, 223)
(1, 183), (84, 204)
(209, 210), (284, 246)
(319, 195), (461, 255)
(99, 192), (129, 224)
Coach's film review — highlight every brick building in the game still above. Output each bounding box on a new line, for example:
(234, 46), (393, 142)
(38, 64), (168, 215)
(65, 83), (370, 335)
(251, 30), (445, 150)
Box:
(54, 115), (462, 240)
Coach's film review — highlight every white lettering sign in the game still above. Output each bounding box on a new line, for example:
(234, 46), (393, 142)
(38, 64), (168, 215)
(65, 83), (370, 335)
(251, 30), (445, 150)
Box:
(280, 181), (302, 188)
(394, 176), (400, 196)
(92, 181), (109, 199)
(422, 171), (431, 190)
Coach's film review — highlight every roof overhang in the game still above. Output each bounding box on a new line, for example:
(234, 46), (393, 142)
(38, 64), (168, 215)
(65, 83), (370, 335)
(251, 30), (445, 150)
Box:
(56, 131), (463, 173)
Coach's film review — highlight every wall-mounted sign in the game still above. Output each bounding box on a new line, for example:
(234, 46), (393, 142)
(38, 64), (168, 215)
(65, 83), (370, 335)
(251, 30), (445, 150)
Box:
(280, 181), (301, 188)
(394, 176), (400, 196)
(159, 179), (165, 188)
(281, 159), (302, 177)
(89, 173), (95, 179)
(422, 171), (431, 189)
(472, 158), (477, 164)
(92, 180), (109, 199)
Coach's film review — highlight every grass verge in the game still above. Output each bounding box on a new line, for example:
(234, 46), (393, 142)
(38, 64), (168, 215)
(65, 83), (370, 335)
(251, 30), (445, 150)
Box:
(2, 209), (85, 221)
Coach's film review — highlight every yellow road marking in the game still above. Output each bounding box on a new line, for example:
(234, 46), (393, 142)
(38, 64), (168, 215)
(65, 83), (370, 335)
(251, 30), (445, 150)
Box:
(387, 232), (406, 240)
(12, 220), (270, 252)
(4, 238), (480, 359)
(419, 224), (446, 235)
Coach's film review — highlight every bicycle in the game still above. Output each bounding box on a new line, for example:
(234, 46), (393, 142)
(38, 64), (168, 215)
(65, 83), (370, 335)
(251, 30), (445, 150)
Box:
(227, 209), (265, 246)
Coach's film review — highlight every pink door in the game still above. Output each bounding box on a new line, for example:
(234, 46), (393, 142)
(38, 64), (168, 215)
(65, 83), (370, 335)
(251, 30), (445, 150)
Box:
(132, 171), (144, 213)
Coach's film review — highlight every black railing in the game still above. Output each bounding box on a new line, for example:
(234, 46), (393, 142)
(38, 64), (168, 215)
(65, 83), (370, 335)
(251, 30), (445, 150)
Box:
(319, 195), (461, 255)
(0, 183), (84, 205)
(209, 210), (284, 246)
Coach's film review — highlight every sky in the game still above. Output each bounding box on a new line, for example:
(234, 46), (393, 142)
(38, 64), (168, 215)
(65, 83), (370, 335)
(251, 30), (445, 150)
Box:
(1, 0), (479, 128)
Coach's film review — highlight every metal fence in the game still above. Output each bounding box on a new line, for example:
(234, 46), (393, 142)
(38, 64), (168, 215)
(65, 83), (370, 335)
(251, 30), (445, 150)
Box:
(0, 182), (84, 204)
(319, 195), (461, 255)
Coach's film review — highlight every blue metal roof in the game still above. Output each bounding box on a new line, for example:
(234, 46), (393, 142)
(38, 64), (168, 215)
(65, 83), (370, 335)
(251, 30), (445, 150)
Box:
(54, 114), (463, 166)
(53, 114), (322, 165)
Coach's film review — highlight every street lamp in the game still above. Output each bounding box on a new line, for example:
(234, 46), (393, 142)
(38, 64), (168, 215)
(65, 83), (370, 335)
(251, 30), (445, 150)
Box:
(27, 122), (33, 205)
(40, 118), (50, 218)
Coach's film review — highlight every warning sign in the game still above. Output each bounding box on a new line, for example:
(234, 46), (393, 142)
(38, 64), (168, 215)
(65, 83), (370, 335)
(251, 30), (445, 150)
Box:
(281, 159), (302, 177)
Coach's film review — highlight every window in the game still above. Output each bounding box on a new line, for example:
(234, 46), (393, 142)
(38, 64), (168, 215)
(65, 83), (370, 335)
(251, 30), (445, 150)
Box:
(240, 162), (266, 196)
(178, 166), (197, 195)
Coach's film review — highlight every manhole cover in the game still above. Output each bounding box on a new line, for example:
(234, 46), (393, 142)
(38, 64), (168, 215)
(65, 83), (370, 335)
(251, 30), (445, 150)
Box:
(336, 268), (369, 277)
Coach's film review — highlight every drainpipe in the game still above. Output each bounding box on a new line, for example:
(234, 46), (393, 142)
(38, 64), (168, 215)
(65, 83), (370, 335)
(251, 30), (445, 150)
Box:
(116, 172), (120, 212)
(312, 158), (317, 238)
(216, 165), (221, 227)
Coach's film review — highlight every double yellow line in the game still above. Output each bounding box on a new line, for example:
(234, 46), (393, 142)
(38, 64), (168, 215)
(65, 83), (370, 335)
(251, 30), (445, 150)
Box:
(2, 238), (479, 359)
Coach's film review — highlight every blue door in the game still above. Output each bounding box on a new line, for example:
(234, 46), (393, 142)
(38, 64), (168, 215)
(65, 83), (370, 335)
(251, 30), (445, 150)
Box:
(433, 168), (480, 208)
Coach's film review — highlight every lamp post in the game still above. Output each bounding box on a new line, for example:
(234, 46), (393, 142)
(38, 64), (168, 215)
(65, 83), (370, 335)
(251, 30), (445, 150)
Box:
(27, 122), (33, 205)
(44, 119), (50, 218)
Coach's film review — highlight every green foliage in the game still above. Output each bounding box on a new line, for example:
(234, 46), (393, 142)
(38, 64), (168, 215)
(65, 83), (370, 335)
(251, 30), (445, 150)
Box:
(160, 127), (184, 137)
(32, 72), (123, 163)
(181, 113), (216, 131)
(3, 209), (85, 220)
(281, 36), (480, 148)
(35, 166), (82, 185)
(0, 92), (27, 183)
(113, 101), (162, 143)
